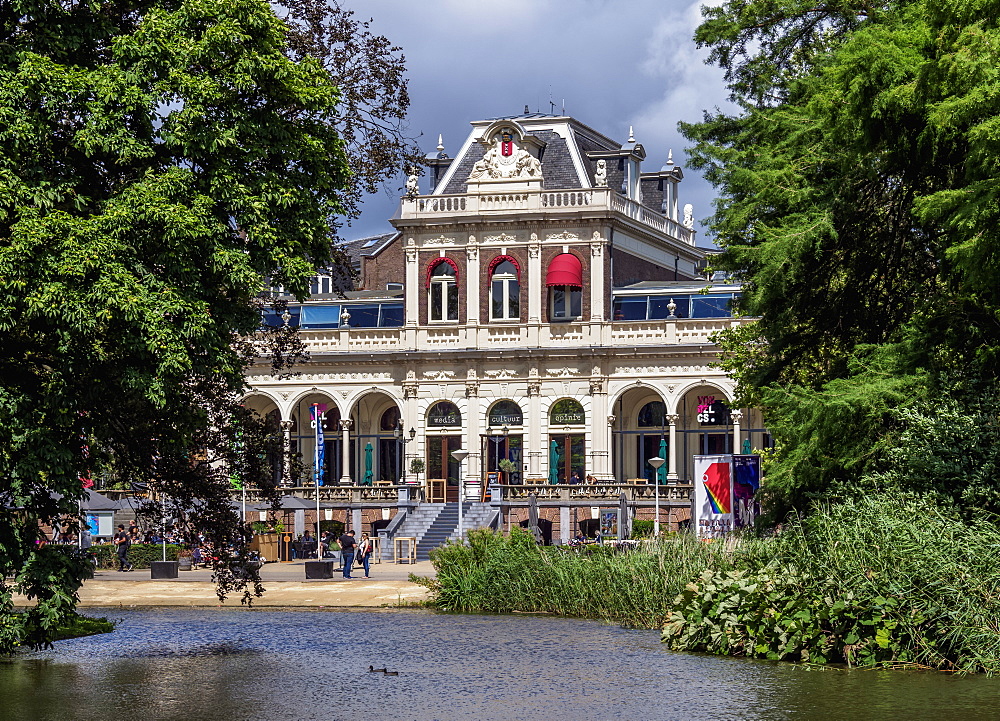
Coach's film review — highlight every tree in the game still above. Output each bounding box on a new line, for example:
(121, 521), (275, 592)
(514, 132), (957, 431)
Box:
(684, 0), (1000, 516)
(0, 0), (395, 652)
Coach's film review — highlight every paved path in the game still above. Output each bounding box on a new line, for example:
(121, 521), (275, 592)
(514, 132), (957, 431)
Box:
(13, 560), (436, 608)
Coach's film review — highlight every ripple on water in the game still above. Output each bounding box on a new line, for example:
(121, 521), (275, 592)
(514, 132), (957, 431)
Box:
(2, 608), (1000, 721)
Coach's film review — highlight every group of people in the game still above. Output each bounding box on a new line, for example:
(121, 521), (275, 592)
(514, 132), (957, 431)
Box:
(319, 529), (374, 579)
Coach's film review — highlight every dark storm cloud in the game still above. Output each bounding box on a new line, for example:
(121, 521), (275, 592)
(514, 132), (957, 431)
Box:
(344, 0), (732, 247)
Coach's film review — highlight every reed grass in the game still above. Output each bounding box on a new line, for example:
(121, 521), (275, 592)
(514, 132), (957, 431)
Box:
(421, 494), (1000, 672)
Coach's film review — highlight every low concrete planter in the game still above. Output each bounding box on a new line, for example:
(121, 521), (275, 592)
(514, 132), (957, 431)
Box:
(150, 561), (179, 579)
(304, 560), (336, 579)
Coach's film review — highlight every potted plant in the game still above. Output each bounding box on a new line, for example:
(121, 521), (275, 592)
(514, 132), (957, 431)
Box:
(408, 458), (425, 485)
(498, 458), (517, 482)
(177, 548), (194, 571)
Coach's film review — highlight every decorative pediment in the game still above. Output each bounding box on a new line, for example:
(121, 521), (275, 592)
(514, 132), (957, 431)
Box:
(467, 121), (544, 186)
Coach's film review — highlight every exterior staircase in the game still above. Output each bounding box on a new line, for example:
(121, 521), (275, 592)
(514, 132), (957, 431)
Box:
(388, 502), (500, 561)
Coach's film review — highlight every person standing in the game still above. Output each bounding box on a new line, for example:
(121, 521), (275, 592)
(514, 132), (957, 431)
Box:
(356, 532), (373, 579)
(114, 524), (132, 571)
(338, 529), (357, 579)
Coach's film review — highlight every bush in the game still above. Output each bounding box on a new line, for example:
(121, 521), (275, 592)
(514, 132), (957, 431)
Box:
(662, 494), (1000, 672)
(631, 520), (654, 538)
(90, 543), (184, 569)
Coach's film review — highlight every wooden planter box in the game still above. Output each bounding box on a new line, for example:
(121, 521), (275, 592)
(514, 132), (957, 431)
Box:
(250, 533), (279, 563)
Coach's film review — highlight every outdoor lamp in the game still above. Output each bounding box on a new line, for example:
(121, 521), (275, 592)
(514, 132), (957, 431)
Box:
(408, 427), (416, 440)
(451, 449), (470, 541)
(648, 456), (665, 537)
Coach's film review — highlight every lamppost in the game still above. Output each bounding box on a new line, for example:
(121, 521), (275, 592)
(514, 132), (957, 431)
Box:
(394, 419), (416, 484)
(451, 449), (469, 541)
(648, 456), (665, 537)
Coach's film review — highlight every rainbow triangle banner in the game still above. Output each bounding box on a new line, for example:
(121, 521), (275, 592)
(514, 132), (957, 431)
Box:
(702, 461), (731, 514)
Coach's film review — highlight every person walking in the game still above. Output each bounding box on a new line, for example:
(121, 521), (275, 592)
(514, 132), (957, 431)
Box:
(114, 524), (133, 571)
(338, 529), (357, 579)
(356, 532), (373, 579)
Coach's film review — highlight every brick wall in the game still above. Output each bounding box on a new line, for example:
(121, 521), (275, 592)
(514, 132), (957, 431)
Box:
(361, 238), (405, 291)
(478, 248), (529, 323)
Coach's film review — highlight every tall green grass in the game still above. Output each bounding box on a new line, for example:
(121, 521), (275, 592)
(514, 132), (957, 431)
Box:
(420, 527), (730, 628)
(420, 494), (1000, 672)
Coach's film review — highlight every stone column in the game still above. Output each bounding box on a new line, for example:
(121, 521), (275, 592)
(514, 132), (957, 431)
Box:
(466, 238), (480, 347)
(527, 235), (541, 346)
(560, 505), (571, 545)
(731, 410), (743, 456)
(280, 419), (294, 486)
(589, 372), (611, 480)
(528, 379), (542, 478)
(404, 241), (418, 350)
(666, 414), (679, 481)
(339, 419), (353, 486)
(466, 380), (482, 484)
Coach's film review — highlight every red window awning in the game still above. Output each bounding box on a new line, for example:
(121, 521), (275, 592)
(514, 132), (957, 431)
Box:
(546, 253), (583, 288)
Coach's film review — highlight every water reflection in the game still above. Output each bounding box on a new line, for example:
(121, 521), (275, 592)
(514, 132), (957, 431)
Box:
(2, 608), (1000, 721)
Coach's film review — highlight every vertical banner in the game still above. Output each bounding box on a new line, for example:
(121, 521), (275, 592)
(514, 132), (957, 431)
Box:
(310, 403), (327, 486)
(732, 454), (761, 529)
(693, 454), (733, 539)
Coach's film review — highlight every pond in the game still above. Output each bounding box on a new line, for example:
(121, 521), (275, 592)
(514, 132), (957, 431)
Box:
(2, 608), (1000, 721)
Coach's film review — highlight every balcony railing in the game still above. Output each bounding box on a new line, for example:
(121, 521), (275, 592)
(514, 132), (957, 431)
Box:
(401, 187), (695, 245)
(498, 483), (693, 503)
(296, 317), (740, 354)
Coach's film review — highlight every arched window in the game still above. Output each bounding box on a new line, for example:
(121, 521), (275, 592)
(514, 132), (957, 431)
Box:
(549, 398), (585, 425)
(380, 406), (401, 431)
(428, 260), (459, 322)
(546, 253), (583, 320)
(489, 258), (520, 321)
(427, 401), (461, 427)
(487, 400), (523, 427)
(637, 401), (666, 428)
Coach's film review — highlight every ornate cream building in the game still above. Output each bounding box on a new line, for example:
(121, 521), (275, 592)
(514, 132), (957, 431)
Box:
(244, 113), (764, 550)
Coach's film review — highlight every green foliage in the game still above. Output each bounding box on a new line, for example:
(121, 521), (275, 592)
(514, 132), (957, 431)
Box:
(664, 494), (1000, 672)
(630, 519), (654, 538)
(419, 527), (729, 629)
(0, 0), (393, 653)
(689, 0), (1000, 514)
(318, 520), (344, 537)
(89, 543), (184, 569)
(409, 458), (425, 476)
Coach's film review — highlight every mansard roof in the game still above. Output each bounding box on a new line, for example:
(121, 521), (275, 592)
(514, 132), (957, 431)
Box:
(434, 113), (638, 195)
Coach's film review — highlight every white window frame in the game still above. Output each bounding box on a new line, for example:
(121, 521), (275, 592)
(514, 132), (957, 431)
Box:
(489, 260), (520, 322)
(428, 263), (458, 323)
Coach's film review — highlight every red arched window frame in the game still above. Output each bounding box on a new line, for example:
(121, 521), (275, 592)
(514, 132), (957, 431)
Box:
(487, 254), (521, 282)
(425, 257), (461, 288)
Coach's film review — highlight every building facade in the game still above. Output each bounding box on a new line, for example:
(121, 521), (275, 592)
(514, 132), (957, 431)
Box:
(244, 113), (764, 541)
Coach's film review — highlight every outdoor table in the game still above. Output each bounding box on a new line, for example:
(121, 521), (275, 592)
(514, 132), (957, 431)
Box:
(393, 536), (417, 564)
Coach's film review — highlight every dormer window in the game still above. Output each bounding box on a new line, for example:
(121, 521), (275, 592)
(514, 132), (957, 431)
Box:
(489, 258), (520, 321)
(428, 259), (459, 322)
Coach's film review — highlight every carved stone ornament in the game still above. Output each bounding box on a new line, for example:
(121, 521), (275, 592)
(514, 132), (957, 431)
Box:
(467, 246), (478, 261)
(280, 420), (294, 432)
(665, 413), (680, 426)
(527, 381), (541, 396)
(405, 247), (417, 263)
(731, 411), (744, 424)
(594, 159), (608, 187)
(528, 243), (540, 259)
(425, 235), (455, 246)
(423, 370), (456, 380)
(591, 242), (603, 258)
(468, 127), (543, 181)
(546, 231), (579, 241)
(402, 384), (418, 399)
(589, 379), (604, 395)
(465, 382), (479, 398)
(607, 414), (617, 426)
(683, 203), (694, 230)
(485, 232), (517, 244)
(339, 419), (353, 430)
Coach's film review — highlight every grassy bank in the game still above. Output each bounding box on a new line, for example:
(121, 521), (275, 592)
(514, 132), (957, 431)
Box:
(421, 495), (1000, 673)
